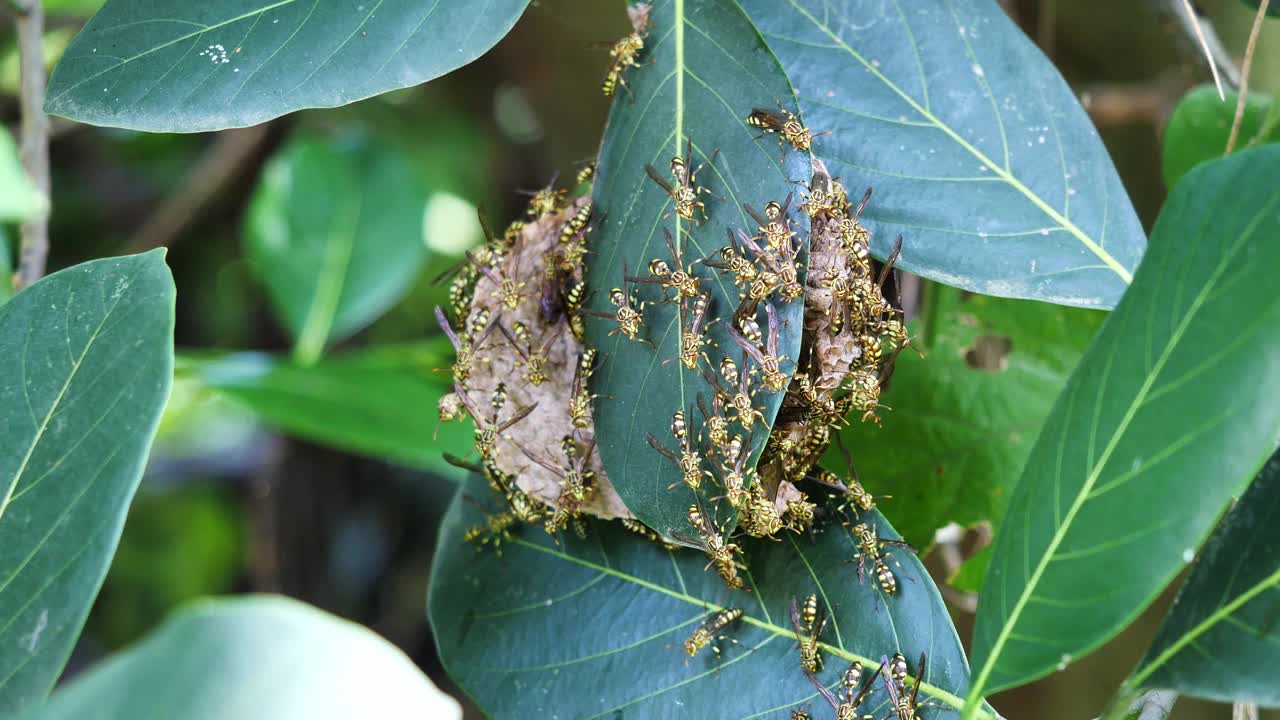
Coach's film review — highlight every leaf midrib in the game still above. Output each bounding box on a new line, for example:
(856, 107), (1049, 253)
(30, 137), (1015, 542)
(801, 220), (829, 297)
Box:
(781, 0), (1132, 284)
(0, 277), (129, 526)
(510, 537), (982, 716)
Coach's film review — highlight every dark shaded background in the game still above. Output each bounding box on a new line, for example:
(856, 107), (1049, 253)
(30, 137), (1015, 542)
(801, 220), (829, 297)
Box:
(3, 0), (1278, 718)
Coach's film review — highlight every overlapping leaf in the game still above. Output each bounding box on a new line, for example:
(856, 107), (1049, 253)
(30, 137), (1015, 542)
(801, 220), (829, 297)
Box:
(245, 133), (430, 364)
(45, 0), (531, 132)
(742, 0), (1144, 308)
(1163, 84), (1280, 188)
(586, 0), (811, 538)
(19, 596), (461, 720)
(965, 146), (1280, 709)
(0, 251), (174, 715)
(1131, 449), (1280, 707)
(185, 342), (469, 476)
(430, 474), (993, 720)
(834, 286), (1105, 549)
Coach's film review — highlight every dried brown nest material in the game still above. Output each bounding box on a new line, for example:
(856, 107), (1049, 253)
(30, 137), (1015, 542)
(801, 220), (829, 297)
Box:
(442, 158), (907, 534)
(439, 198), (630, 522)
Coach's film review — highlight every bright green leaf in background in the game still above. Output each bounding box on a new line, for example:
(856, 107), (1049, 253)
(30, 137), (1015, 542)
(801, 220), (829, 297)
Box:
(834, 286), (1105, 550)
(0, 251), (174, 715)
(586, 0), (811, 539)
(245, 133), (429, 365)
(0, 127), (43, 223)
(965, 146), (1280, 709)
(430, 475), (993, 720)
(1131, 449), (1280, 707)
(742, 0), (1145, 309)
(18, 596), (461, 720)
(1163, 84), (1280, 188)
(183, 342), (468, 477)
(44, 0), (531, 132)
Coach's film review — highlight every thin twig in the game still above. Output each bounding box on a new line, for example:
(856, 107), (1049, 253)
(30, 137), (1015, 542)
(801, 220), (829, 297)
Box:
(1162, 0), (1240, 91)
(125, 124), (274, 254)
(13, 0), (51, 288)
(1225, 0), (1270, 156)
(1232, 703), (1259, 720)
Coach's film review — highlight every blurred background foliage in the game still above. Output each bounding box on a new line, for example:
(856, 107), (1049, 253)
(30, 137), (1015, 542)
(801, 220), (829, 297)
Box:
(3, 0), (1279, 718)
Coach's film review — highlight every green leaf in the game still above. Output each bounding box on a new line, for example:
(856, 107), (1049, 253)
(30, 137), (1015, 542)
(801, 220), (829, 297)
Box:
(1131, 449), (1280, 706)
(430, 474), (993, 720)
(44, 0), (530, 132)
(0, 251), (174, 715)
(0, 127), (43, 223)
(1163, 84), (1280, 188)
(184, 343), (468, 476)
(586, 0), (811, 538)
(18, 596), (462, 720)
(0, 228), (12, 305)
(833, 286), (1105, 549)
(964, 145), (1280, 708)
(245, 133), (429, 364)
(948, 546), (992, 595)
(1240, 0), (1280, 17)
(741, 0), (1144, 308)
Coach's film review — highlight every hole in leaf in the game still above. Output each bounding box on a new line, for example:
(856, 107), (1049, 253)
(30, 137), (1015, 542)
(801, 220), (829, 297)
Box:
(964, 335), (1012, 371)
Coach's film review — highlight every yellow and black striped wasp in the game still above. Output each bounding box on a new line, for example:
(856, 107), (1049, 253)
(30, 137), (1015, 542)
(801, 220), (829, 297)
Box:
(789, 595), (826, 673)
(743, 194), (796, 255)
(496, 321), (563, 388)
(630, 227), (702, 301)
(746, 103), (829, 154)
(881, 652), (930, 720)
(435, 306), (497, 391)
(807, 657), (884, 720)
(521, 434), (597, 535)
(665, 291), (715, 372)
(645, 139), (718, 223)
(672, 501), (744, 590)
(647, 405), (703, 491)
(850, 521), (915, 597)
(580, 260), (654, 348)
(702, 353), (766, 431)
(682, 607), (743, 659)
(452, 382), (537, 462)
(567, 348), (601, 429)
(728, 303), (790, 392)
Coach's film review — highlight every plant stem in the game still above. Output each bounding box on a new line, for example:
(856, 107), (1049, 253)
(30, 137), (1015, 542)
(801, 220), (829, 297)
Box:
(12, 0), (50, 288)
(1099, 688), (1177, 720)
(1224, 0), (1270, 156)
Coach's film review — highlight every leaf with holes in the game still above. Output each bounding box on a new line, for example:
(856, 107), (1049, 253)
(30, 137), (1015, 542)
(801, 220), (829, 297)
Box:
(586, 0), (811, 539)
(19, 596), (462, 720)
(963, 146), (1280, 710)
(44, 0), (530, 132)
(245, 133), (429, 364)
(741, 0), (1144, 308)
(1129, 448), (1280, 706)
(0, 251), (174, 715)
(184, 342), (470, 475)
(1163, 84), (1280, 188)
(430, 474), (995, 720)
(832, 286), (1105, 549)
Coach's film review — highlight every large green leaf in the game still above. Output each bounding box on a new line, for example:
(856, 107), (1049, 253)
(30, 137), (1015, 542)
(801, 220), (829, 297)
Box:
(0, 251), (174, 715)
(430, 474), (993, 720)
(1131, 449), (1280, 706)
(0, 127), (42, 223)
(18, 596), (461, 720)
(833, 287), (1105, 549)
(1163, 84), (1280, 188)
(586, 0), (811, 538)
(44, 0), (530, 132)
(185, 342), (469, 475)
(245, 133), (429, 364)
(964, 146), (1280, 710)
(742, 0), (1144, 308)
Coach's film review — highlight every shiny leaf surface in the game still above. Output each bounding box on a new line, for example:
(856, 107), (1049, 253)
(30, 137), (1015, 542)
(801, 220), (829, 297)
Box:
(743, 0), (1145, 308)
(1163, 84), (1280, 188)
(966, 146), (1280, 707)
(0, 251), (174, 715)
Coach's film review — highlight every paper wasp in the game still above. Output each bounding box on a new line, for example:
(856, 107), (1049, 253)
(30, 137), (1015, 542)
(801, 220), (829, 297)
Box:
(799, 166), (843, 220)
(645, 139), (717, 222)
(522, 434), (597, 534)
(790, 595), (826, 673)
(464, 511), (519, 554)
(746, 103), (829, 153)
(521, 178), (568, 219)
(580, 260), (653, 347)
(621, 518), (678, 550)
(783, 496), (817, 533)
(435, 306), (496, 391)
(647, 406), (703, 491)
(453, 382), (537, 462)
(738, 482), (783, 538)
(559, 202), (593, 245)
(703, 354), (765, 431)
(664, 291), (714, 371)
(497, 321), (562, 387)
(710, 430), (755, 507)
(632, 227), (702, 301)
(729, 303), (790, 392)
(850, 522), (914, 596)
(464, 249), (527, 311)
(673, 502), (744, 590)
(567, 349), (600, 429)
(807, 657), (884, 720)
(881, 652), (931, 720)
(575, 161), (596, 187)
(683, 607), (743, 658)
(601, 20), (647, 98)
(744, 194), (796, 255)
(697, 392), (731, 450)
(701, 229), (760, 289)
(791, 711), (813, 720)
